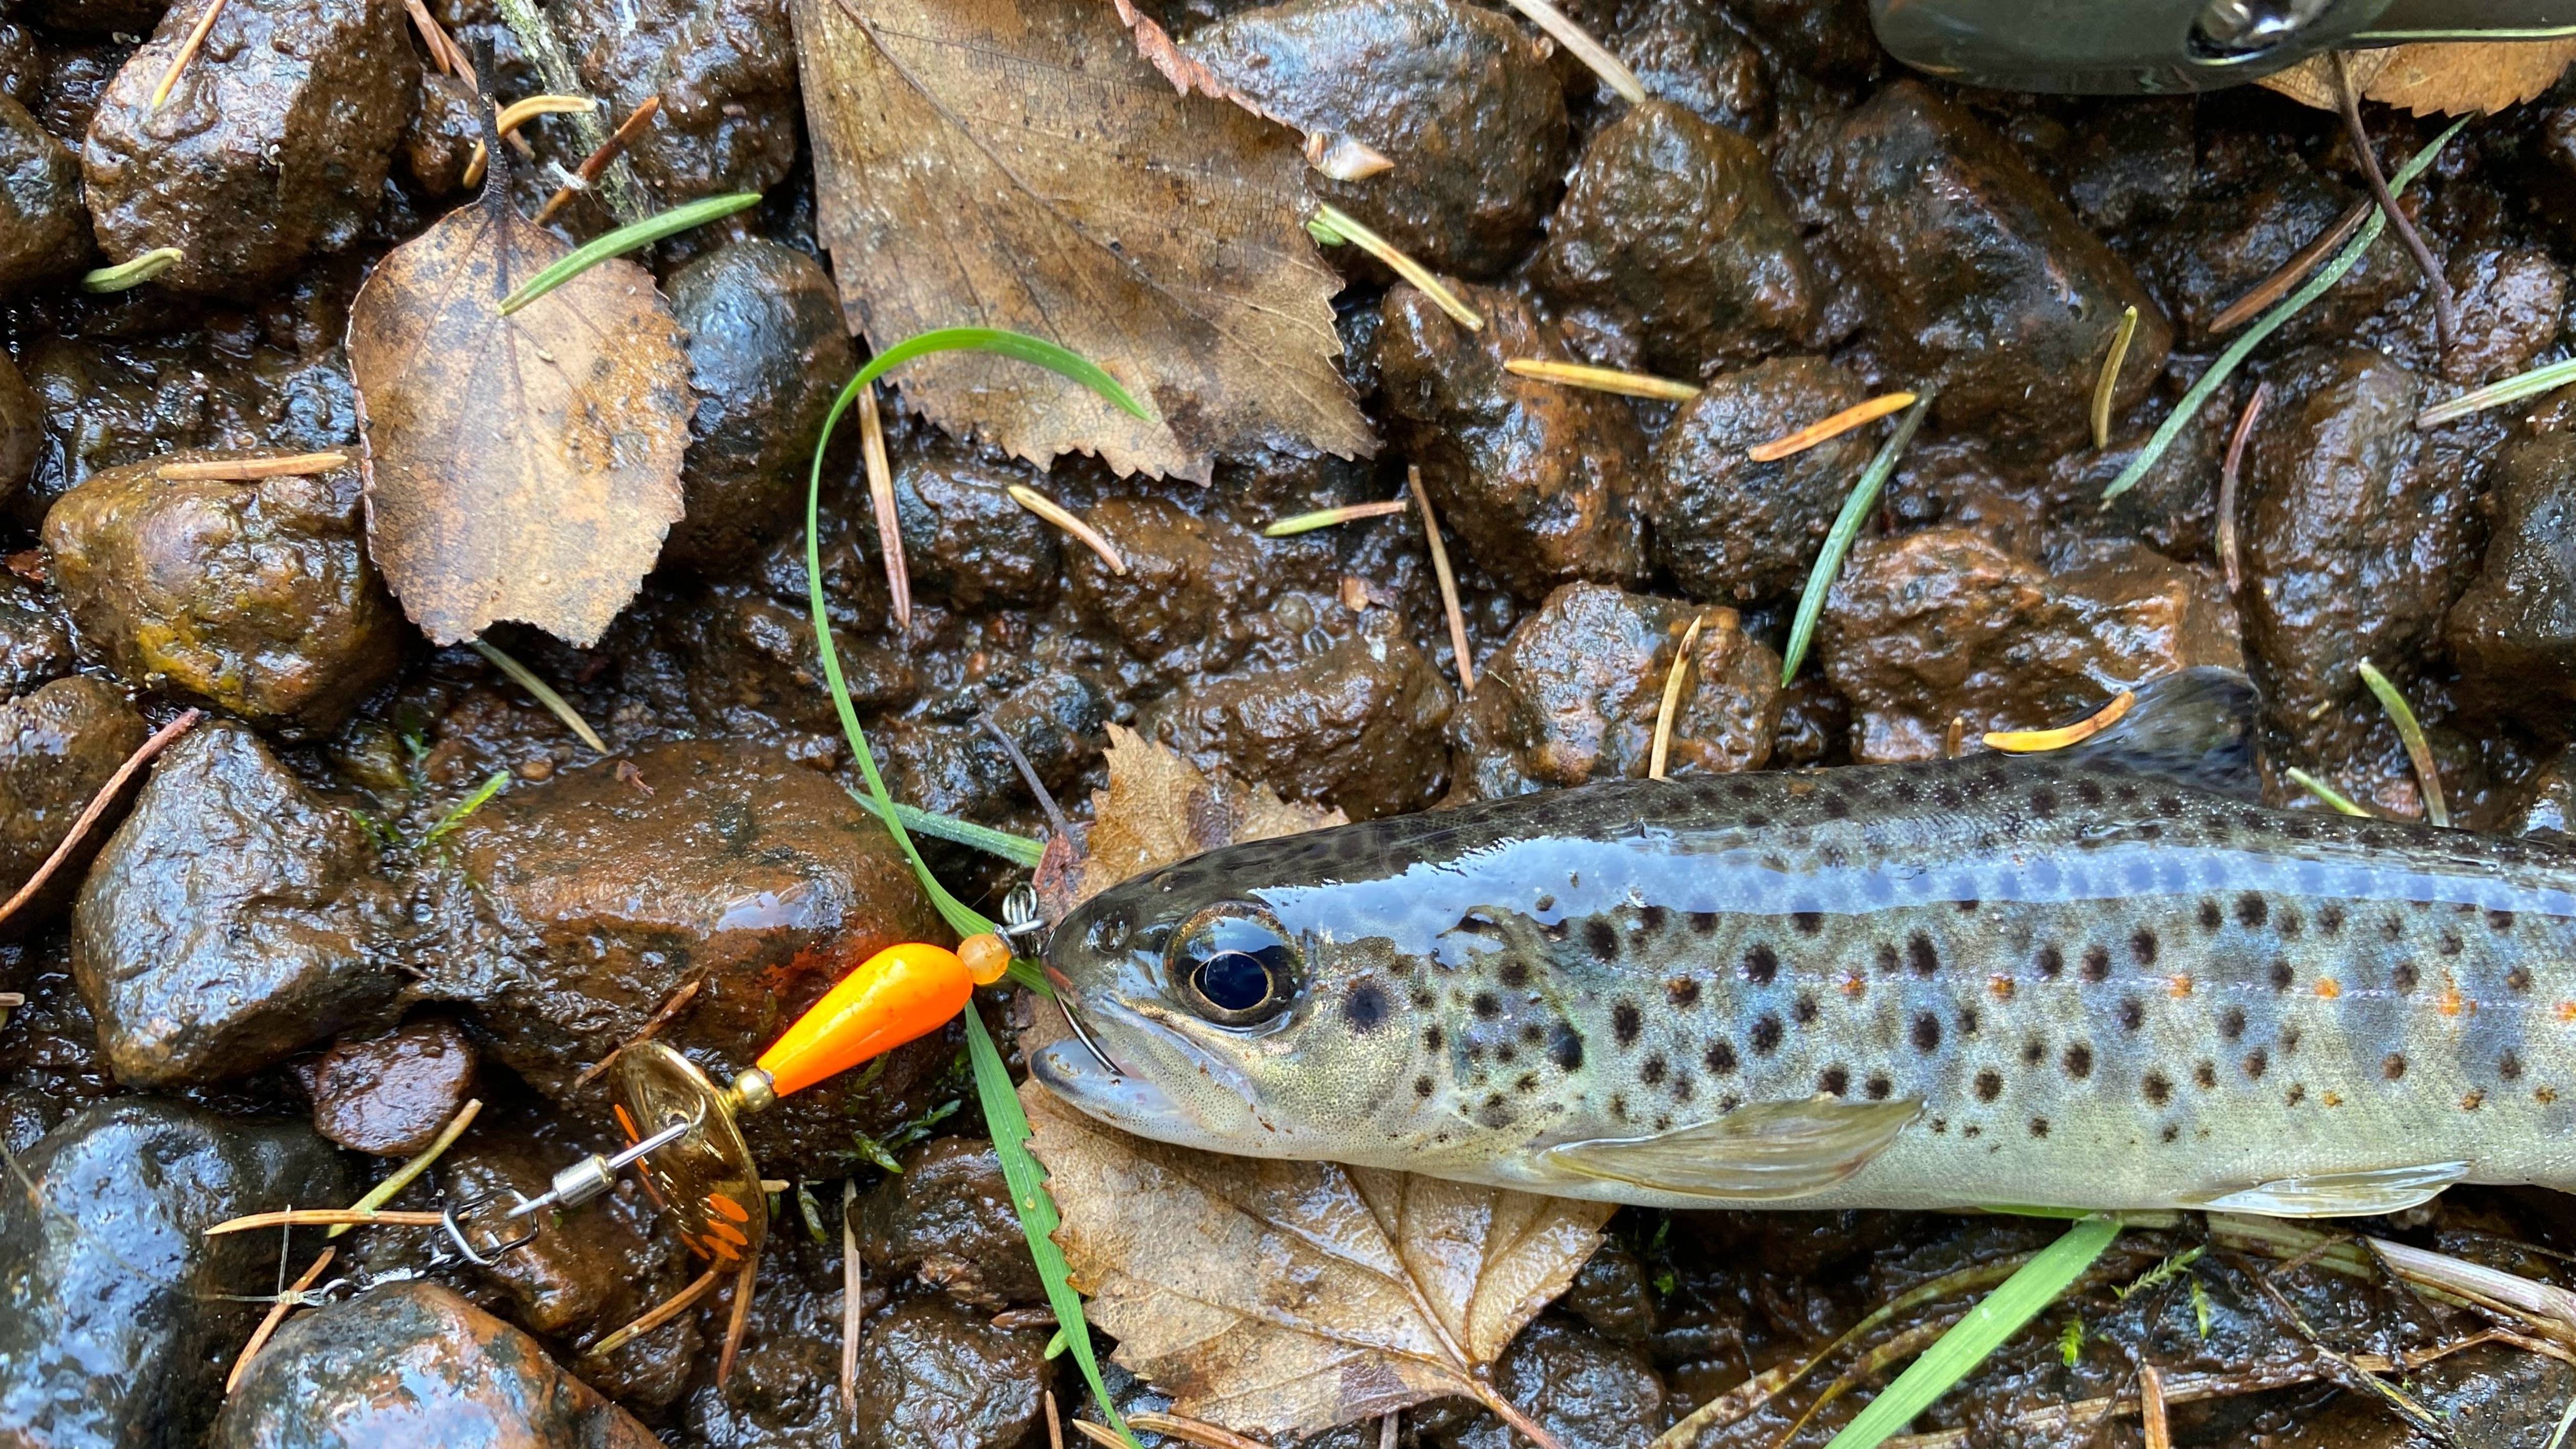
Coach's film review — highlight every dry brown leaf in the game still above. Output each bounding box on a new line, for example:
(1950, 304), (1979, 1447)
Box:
(346, 177), (689, 647)
(1021, 730), (1606, 1444)
(786, 0), (1376, 481)
(2258, 40), (2576, 117)
(1109, 0), (1394, 180)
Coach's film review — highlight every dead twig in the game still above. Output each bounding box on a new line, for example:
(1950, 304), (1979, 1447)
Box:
(158, 451), (347, 481)
(2218, 381), (2267, 594)
(0, 708), (201, 931)
(842, 1180), (863, 1425)
(209, 1209), (448, 1235)
(1497, 0), (1643, 101)
(980, 714), (1074, 841)
(589, 1267), (723, 1357)
(2139, 1363), (2171, 1449)
(716, 1255), (757, 1385)
(150, 0), (230, 110)
(537, 96), (662, 225)
(2334, 53), (2456, 355)
(405, 0), (473, 81)
(855, 381), (912, 631)
(1410, 466), (1474, 695)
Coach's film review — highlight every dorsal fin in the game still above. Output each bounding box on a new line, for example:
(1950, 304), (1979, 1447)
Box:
(2056, 667), (2261, 800)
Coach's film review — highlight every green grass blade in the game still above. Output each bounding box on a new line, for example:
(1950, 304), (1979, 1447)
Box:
(2286, 766), (2375, 817)
(497, 191), (764, 315)
(423, 770), (511, 844)
(2356, 658), (2447, 826)
(1781, 395), (1930, 684)
(1825, 1216), (2122, 1449)
(848, 790), (1045, 867)
(2102, 119), (2468, 502)
(963, 1006), (1140, 1447)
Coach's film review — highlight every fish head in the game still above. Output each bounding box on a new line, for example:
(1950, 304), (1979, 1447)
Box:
(1033, 841), (1422, 1161)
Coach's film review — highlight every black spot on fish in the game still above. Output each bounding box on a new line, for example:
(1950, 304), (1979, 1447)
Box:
(1792, 911), (1824, 936)
(2278, 907), (2303, 937)
(2502, 1050), (2525, 1082)
(1705, 1040), (1737, 1074)
(1859, 1072), (1892, 1101)
(2118, 998), (2145, 1032)
(2030, 1116), (2051, 1138)
(2237, 893), (2268, 929)
(1729, 779), (1756, 799)
(1957, 898), (1981, 914)
(1975, 1069), (2003, 1102)
(2510, 965), (2534, 993)
(2022, 1036), (2047, 1066)
(1822, 795), (1851, 820)
(1641, 1054), (1668, 1086)
(1641, 905), (1670, 935)
(2131, 928), (2158, 966)
(1516, 1073), (1538, 1094)
(2037, 945), (2065, 979)
(2287, 1083), (2307, 1107)
(2115, 783), (2139, 803)
(1819, 1066), (1849, 1096)
(1875, 942), (1900, 975)
(1549, 1025), (1583, 1071)
(1909, 932), (1940, 977)
(2063, 1043), (2093, 1078)
(2383, 1052), (2407, 1081)
(1611, 1094), (1629, 1121)
(1499, 959), (1530, 989)
(1613, 1000), (1642, 1046)
(2083, 946), (2111, 983)
(2281, 1023), (2302, 1054)
(2076, 778), (2104, 805)
(2319, 904), (2344, 936)
(1672, 1071), (1694, 1102)
(2142, 1071), (2172, 1106)
(1959, 1007), (1981, 1037)
(2031, 788), (2058, 819)
(1745, 813), (1770, 829)
(1585, 919), (1620, 962)
(1472, 992), (1500, 1020)
(2199, 900), (2223, 931)
(2153, 793), (2183, 817)
(1912, 1013), (1942, 1053)
(2270, 959), (2295, 992)
(2394, 961), (2420, 993)
(2195, 1060), (2217, 1089)
(2220, 1006), (2246, 1041)
(1793, 993), (1819, 1025)
(1479, 1094), (1515, 1129)
(1521, 1023), (1545, 1045)
(2440, 931), (2463, 957)
(1938, 784), (1965, 810)
(1690, 911), (1721, 936)
(1346, 983), (1389, 1033)
(2161, 1123), (2180, 1143)
(1412, 989), (1435, 1009)
(1667, 977), (1700, 1008)
(2383, 913), (2405, 940)
(2244, 1048), (2268, 1080)
(1751, 1015), (1782, 1054)
(2491, 909), (2518, 932)
(2284, 819), (2317, 841)
(1744, 944), (1779, 985)
(1414, 1075), (1434, 1098)
(1496, 1043), (1516, 1065)
(1424, 1025), (1444, 1052)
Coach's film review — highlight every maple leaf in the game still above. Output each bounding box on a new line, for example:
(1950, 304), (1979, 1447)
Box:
(1022, 729), (1607, 1445)
(785, 0), (1377, 482)
(345, 175), (690, 647)
(2259, 41), (2576, 117)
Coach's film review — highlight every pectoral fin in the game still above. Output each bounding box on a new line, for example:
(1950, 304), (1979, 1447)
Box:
(1537, 1096), (1921, 1202)
(2181, 1161), (2468, 1218)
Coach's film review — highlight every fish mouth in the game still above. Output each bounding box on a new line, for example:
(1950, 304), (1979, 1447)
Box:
(1029, 980), (1265, 1145)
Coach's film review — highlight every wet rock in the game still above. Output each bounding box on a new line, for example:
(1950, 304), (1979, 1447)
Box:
(437, 1124), (700, 1405)
(856, 1136), (1045, 1309)
(887, 437), (1062, 611)
(1616, 5), (1769, 133)
(1185, 0), (1568, 277)
(1144, 624), (1455, 819)
(0, 94), (84, 292)
(1725, 0), (1878, 81)
(850, 1297), (1048, 1449)
(434, 738), (950, 1178)
(874, 662), (1110, 825)
(2500, 746), (2576, 843)
(1065, 494), (1273, 680)
(2442, 244), (2565, 387)
(1559, 1244), (1658, 1346)
(0, 574), (73, 700)
(1377, 281), (1647, 599)
(307, 1016), (475, 1156)
(2239, 346), (2482, 753)
(1540, 101), (1814, 378)
(0, 676), (144, 923)
(0, 1099), (350, 1449)
(74, 719), (404, 1087)
(1447, 1321), (1663, 1449)
(1645, 356), (1876, 603)
(1819, 531), (2241, 764)
(43, 449), (404, 734)
(0, 353), (42, 512)
(81, 0), (417, 296)
(211, 1281), (663, 1449)
(557, 0), (799, 202)
(2138, 132), (2418, 346)
(2450, 430), (2576, 727)
(681, 1228), (876, 1448)
(400, 70), (481, 197)
(1449, 583), (1781, 801)
(1824, 81), (2169, 455)
(663, 239), (858, 572)
(2054, 98), (2194, 237)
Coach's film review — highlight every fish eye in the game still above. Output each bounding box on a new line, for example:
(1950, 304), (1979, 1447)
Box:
(1170, 906), (1299, 1028)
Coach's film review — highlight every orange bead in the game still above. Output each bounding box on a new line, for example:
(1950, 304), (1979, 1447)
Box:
(756, 942), (971, 1099)
(959, 932), (1013, 986)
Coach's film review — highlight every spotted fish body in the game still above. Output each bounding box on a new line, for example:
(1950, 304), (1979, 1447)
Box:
(1036, 677), (2576, 1214)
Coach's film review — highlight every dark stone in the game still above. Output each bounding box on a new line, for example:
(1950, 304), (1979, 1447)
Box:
(1824, 81), (2169, 455)
(874, 662), (1110, 825)
(1559, 1244), (1658, 1345)
(1449, 583), (1779, 800)
(307, 1016), (476, 1157)
(1144, 624), (1455, 820)
(2451, 429), (2576, 726)
(431, 739), (950, 1179)
(856, 1136), (1045, 1309)
(0, 676), (144, 922)
(849, 1297), (1047, 1449)
(1064, 494), (1273, 680)
(1377, 281), (1647, 600)
(0, 352), (39, 508)
(80, 0), (417, 295)
(1448, 1321), (1664, 1449)
(556, 0), (800, 203)
(887, 436), (1062, 611)
(0, 1099), (349, 1449)
(663, 239), (859, 572)
(1645, 356), (1875, 603)
(1184, 0), (1567, 278)
(0, 573), (73, 701)
(400, 70), (481, 196)
(73, 720), (405, 1087)
(1615, 5), (1769, 132)
(210, 1281), (663, 1448)
(1541, 101), (1814, 378)
(0, 94), (83, 293)
(43, 449), (404, 734)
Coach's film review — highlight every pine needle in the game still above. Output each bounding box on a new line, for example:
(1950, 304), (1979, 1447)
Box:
(2218, 382), (2268, 594)
(2208, 200), (2367, 335)
(2416, 355), (2576, 428)
(589, 1267), (723, 1356)
(1309, 203), (1482, 330)
(150, 0), (229, 110)
(2357, 659), (2448, 826)
(1410, 466), (1475, 694)
(1748, 392), (1919, 464)
(1263, 499), (1410, 537)
(1009, 486), (1127, 576)
(1498, 0), (1644, 101)
(1503, 357), (1700, 402)
(158, 451), (347, 481)
(471, 639), (609, 753)
(225, 1245), (332, 1393)
(859, 381), (911, 629)
(2286, 767), (2375, 817)
(1648, 614), (1705, 780)
(2090, 306), (2138, 450)
(1984, 691), (2134, 754)
(537, 95), (662, 225)
(460, 94), (601, 189)
(841, 1178), (863, 1424)
(0, 708), (200, 930)
(1781, 395), (1931, 684)
(81, 248), (183, 292)
(497, 191), (762, 315)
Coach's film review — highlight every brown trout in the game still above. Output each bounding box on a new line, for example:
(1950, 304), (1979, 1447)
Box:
(1033, 672), (2576, 1214)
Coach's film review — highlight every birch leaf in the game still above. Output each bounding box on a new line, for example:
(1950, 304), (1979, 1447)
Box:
(2258, 41), (2576, 117)
(346, 182), (690, 647)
